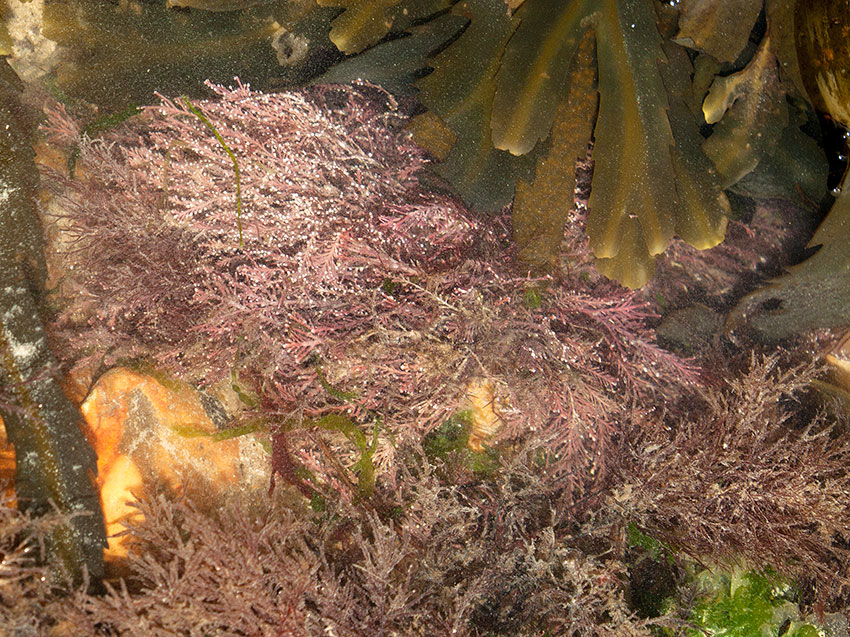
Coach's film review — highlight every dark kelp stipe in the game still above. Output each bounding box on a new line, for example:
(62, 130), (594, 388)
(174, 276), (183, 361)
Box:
(0, 59), (105, 585)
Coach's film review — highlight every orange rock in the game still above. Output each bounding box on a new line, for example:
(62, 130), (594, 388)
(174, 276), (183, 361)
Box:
(463, 378), (507, 452)
(79, 367), (257, 562)
(1, 366), (269, 564)
(0, 416), (15, 502)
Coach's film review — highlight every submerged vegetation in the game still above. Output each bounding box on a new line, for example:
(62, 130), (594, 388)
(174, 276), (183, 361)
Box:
(2, 0), (850, 632)
(43, 80), (693, 508)
(21, 0), (829, 292)
(2, 356), (849, 635)
(29, 78), (850, 633)
(23, 0), (850, 338)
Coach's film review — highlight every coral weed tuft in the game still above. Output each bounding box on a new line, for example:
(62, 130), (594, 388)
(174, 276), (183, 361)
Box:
(41, 79), (696, 504)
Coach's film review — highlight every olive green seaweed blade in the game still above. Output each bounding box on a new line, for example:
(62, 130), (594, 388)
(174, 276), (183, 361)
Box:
(417, 0), (518, 140)
(316, 0), (452, 55)
(416, 0), (534, 209)
(673, 0), (763, 64)
(702, 34), (788, 188)
(766, 0), (806, 97)
(313, 11), (468, 96)
(668, 123), (729, 250)
(656, 2), (728, 249)
(593, 218), (658, 290)
(512, 30), (597, 275)
(318, 0), (404, 55)
(490, 0), (594, 156)
(587, 0), (678, 288)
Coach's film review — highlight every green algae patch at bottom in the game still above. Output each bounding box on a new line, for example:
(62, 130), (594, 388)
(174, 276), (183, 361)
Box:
(687, 569), (821, 637)
(423, 412), (501, 477)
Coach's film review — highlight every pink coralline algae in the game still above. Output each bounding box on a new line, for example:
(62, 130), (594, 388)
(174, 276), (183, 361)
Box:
(42, 80), (697, 497)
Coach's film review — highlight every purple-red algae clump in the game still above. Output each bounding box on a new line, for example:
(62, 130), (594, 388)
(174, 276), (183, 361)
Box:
(41, 79), (696, 501)
(16, 78), (850, 636)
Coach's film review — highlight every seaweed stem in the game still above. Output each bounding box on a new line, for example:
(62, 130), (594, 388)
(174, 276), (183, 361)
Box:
(181, 96), (243, 248)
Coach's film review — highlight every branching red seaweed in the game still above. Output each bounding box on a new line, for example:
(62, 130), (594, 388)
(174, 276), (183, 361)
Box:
(42, 79), (697, 503)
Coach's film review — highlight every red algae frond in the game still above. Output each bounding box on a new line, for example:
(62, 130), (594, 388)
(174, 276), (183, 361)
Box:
(41, 79), (697, 502)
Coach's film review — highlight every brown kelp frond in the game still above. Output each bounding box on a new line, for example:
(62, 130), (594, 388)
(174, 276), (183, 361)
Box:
(411, 0), (731, 287)
(314, 0), (828, 291)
